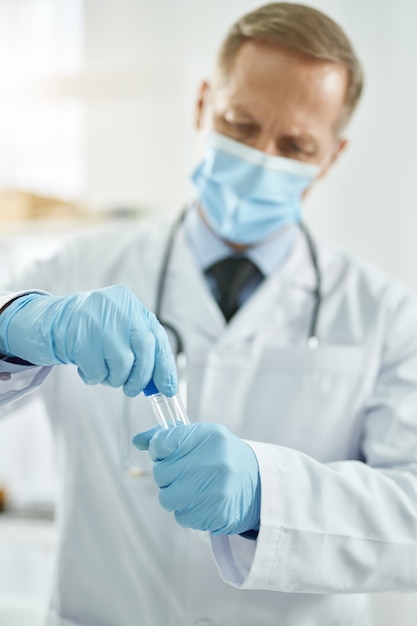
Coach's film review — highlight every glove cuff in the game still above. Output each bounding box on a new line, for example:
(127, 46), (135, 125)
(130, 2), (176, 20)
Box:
(0, 293), (47, 358)
(0, 292), (69, 366)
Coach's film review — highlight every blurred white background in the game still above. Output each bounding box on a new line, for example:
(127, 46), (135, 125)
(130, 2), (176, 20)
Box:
(0, 1), (416, 624)
(0, 0), (416, 281)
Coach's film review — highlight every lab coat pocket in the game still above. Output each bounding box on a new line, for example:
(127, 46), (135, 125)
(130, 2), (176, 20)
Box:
(199, 342), (373, 462)
(254, 343), (371, 460)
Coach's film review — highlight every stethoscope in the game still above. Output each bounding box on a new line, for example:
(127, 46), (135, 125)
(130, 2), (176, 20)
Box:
(155, 208), (322, 362)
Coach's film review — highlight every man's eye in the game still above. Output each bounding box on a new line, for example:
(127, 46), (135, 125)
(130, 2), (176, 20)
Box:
(229, 121), (256, 134)
(279, 140), (311, 159)
(288, 142), (302, 153)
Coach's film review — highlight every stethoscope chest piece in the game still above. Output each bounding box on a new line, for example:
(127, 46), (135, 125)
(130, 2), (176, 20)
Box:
(308, 335), (319, 350)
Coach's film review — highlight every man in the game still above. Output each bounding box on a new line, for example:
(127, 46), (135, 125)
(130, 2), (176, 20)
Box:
(5, 3), (417, 625)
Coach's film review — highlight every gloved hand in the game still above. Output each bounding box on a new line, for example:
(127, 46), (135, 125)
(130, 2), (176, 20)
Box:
(0, 285), (177, 397)
(133, 423), (261, 535)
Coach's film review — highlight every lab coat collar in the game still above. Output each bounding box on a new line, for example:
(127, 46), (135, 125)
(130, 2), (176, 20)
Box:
(217, 227), (318, 346)
(183, 204), (298, 279)
(157, 214), (318, 347)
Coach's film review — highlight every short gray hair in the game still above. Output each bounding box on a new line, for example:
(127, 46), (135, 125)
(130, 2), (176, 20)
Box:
(214, 2), (364, 132)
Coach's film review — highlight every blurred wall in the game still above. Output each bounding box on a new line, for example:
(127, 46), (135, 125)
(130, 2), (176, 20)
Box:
(81, 0), (417, 288)
(0, 0), (416, 287)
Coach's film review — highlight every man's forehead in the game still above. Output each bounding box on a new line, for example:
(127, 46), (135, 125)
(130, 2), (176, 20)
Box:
(214, 90), (329, 132)
(212, 41), (348, 134)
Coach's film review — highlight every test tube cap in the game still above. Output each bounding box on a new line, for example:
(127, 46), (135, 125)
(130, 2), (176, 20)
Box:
(143, 380), (159, 396)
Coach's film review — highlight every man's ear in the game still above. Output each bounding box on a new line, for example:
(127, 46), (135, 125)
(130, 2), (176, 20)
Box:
(318, 136), (349, 180)
(194, 80), (211, 130)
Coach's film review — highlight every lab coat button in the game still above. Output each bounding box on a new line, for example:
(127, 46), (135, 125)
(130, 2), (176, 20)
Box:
(0, 372), (11, 381)
(194, 620), (213, 626)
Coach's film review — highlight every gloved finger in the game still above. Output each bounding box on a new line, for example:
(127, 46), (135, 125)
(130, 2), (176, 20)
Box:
(150, 320), (178, 397)
(77, 366), (100, 386)
(152, 454), (184, 488)
(123, 328), (155, 397)
(132, 426), (162, 451)
(155, 449), (221, 506)
(174, 508), (210, 531)
(150, 422), (225, 461)
(101, 332), (135, 388)
(68, 321), (109, 385)
(158, 479), (194, 512)
(76, 352), (108, 385)
(173, 510), (192, 529)
(147, 424), (190, 461)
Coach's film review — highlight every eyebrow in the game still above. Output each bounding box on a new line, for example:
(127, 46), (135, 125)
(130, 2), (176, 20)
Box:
(281, 133), (318, 148)
(222, 106), (319, 150)
(223, 108), (257, 121)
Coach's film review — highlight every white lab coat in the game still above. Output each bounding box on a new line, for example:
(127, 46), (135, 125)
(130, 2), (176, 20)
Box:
(7, 217), (417, 626)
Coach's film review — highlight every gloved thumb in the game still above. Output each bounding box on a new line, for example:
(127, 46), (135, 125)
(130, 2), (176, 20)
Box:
(133, 424), (191, 462)
(132, 426), (161, 450)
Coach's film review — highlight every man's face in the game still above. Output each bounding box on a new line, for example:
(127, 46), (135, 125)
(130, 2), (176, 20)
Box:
(195, 40), (350, 175)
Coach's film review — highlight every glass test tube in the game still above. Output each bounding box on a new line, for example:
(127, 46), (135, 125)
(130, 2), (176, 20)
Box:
(144, 381), (189, 428)
(119, 381), (190, 478)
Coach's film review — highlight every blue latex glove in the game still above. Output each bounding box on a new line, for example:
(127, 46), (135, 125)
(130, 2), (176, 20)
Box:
(133, 423), (261, 535)
(0, 285), (177, 397)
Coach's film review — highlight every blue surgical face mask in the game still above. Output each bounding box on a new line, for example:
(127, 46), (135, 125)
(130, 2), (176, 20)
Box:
(191, 132), (320, 245)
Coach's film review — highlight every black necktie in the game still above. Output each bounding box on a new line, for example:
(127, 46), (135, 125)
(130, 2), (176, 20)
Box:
(206, 256), (263, 321)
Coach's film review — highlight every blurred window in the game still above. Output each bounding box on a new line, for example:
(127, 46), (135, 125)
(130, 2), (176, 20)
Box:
(0, 0), (84, 200)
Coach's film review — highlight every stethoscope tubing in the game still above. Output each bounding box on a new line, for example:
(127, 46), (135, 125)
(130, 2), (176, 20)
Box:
(299, 222), (321, 348)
